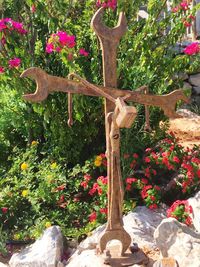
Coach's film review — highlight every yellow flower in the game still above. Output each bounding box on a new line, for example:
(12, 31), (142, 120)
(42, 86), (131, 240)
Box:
(94, 155), (102, 167)
(94, 160), (102, 167)
(96, 156), (102, 161)
(51, 162), (57, 169)
(21, 162), (28, 171)
(13, 233), (20, 240)
(31, 140), (38, 146)
(22, 190), (28, 197)
(45, 221), (52, 228)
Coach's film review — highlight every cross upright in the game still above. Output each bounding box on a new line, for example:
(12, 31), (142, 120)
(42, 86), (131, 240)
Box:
(21, 7), (190, 256)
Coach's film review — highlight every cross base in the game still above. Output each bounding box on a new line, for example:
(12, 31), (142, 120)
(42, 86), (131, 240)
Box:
(98, 228), (131, 256)
(96, 243), (149, 266)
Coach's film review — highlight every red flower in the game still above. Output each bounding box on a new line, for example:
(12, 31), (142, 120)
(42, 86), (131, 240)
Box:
(145, 157), (151, 163)
(100, 208), (108, 215)
(173, 156), (180, 164)
(98, 187), (103, 195)
(133, 153), (139, 159)
(150, 195), (156, 201)
(1, 207), (8, 213)
(141, 178), (148, 185)
(89, 211), (97, 222)
(80, 181), (88, 189)
(54, 184), (65, 191)
(84, 174), (91, 181)
(149, 204), (158, 210)
(126, 177), (137, 184)
(126, 184), (131, 191)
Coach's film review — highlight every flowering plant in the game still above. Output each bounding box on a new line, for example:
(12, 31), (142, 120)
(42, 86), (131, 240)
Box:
(167, 200), (193, 226)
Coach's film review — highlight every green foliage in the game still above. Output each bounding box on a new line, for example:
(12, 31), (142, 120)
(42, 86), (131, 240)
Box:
(0, 0), (200, 241)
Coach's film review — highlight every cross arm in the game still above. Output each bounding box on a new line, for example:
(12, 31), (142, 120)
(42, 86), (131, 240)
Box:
(21, 67), (190, 118)
(20, 67), (146, 102)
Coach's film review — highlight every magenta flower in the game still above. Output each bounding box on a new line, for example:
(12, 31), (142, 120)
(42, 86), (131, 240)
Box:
(96, 0), (117, 10)
(46, 31), (76, 53)
(183, 42), (200, 55)
(57, 31), (76, 48)
(0, 18), (27, 34)
(180, 1), (189, 11)
(8, 57), (21, 68)
(46, 43), (54, 54)
(79, 48), (89, 57)
(0, 66), (5, 73)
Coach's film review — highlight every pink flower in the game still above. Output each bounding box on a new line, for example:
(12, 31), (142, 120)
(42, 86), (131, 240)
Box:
(171, 6), (179, 13)
(67, 53), (74, 61)
(184, 42), (200, 55)
(8, 57), (21, 68)
(79, 48), (89, 57)
(46, 43), (54, 54)
(31, 5), (36, 13)
(0, 66), (5, 73)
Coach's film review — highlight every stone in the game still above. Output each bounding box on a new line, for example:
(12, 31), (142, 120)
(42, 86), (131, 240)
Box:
(66, 207), (165, 266)
(189, 73), (200, 87)
(178, 73), (189, 81)
(183, 82), (192, 90)
(154, 218), (200, 267)
(9, 226), (63, 267)
(188, 191), (200, 233)
(193, 86), (200, 95)
(0, 263), (9, 267)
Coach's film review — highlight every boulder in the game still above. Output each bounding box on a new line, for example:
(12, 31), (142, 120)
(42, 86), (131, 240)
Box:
(189, 73), (200, 87)
(0, 263), (9, 267)
(193, 86), (200, 95)
(188, 191), (200, 233)
(66, 206), (165, 266)
(183, 82), (192, 90)
(154, 218), (200, 267)
(9, 226), (63, 267)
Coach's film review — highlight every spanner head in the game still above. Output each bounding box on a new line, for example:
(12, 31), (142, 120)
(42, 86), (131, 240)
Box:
(91, 7), (127, 42)
(20, 67), (49, 102)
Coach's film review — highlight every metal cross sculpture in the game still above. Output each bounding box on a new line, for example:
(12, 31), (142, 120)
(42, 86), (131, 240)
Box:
(21, 8), (189, 257)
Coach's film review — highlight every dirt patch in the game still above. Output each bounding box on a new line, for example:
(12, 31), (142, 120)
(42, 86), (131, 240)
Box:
(168, 109), (200, 148)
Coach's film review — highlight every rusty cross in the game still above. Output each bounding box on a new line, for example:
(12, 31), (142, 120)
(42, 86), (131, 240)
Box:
(20, 7), (190, 256)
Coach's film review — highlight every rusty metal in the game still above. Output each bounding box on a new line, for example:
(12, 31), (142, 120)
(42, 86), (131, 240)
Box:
(20, 7), (190, 258)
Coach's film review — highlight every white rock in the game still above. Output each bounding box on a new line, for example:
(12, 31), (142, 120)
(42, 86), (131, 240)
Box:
(9, 226), (63, 267)
(188, 191), (200, 233)
(189, 73), (200, 86)
(183, 82), (192, 90)
(0, 263), (9, 267)
(154, 218), (200, 267)
(66, 206), (166, 266)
